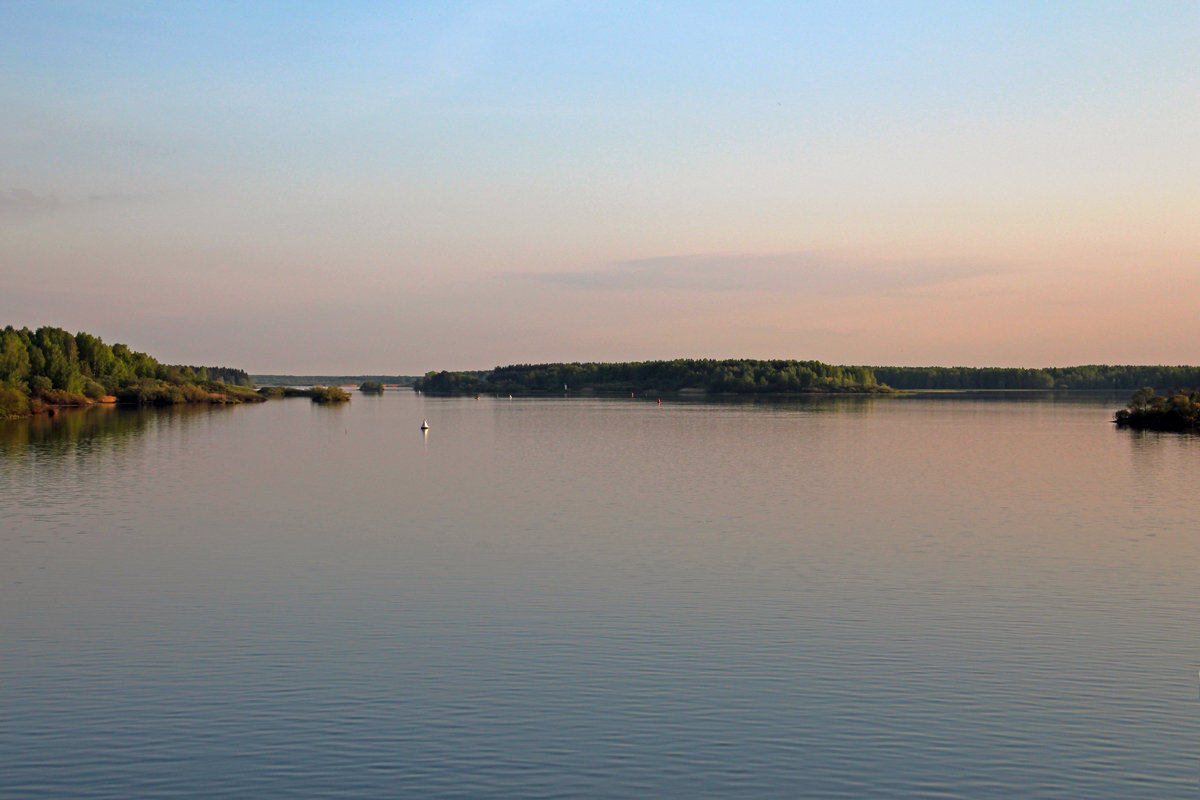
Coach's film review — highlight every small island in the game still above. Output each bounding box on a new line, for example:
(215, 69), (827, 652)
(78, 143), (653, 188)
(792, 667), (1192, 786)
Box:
(1, 325), (263, 420)
(1114, 387), (1200, 432)
(256, 385), (351, 403)
(310, 386), (351, 403)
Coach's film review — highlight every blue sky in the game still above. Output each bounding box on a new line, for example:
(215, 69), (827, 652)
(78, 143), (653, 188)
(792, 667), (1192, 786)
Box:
(2, 1), (1197, 372)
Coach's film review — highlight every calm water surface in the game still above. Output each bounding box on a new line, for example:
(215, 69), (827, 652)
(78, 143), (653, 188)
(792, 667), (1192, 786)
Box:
(2, 392), (1198, 798)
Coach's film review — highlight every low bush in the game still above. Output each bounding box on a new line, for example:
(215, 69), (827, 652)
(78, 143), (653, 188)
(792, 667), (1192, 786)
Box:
(311, 386), (351, 403)
(0, 386), (30, 419)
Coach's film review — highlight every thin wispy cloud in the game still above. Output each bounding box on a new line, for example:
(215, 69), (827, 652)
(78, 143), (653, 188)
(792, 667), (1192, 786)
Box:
(0, 188), (61, 215)
(525, 252), (1008, 297)
(0, 188), (152, 216)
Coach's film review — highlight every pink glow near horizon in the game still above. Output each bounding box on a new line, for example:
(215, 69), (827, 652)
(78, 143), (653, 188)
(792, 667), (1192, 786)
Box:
(1, 4), (1197, 373)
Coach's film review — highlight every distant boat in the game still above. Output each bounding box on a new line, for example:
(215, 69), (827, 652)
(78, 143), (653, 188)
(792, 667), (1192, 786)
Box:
(421, 419), (430, 431)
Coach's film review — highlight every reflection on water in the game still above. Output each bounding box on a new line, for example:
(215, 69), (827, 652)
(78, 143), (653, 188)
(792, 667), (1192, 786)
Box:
(0, 404), (143, 452)
(0, 402), (242, 456)
(1, 392), (1197, 799)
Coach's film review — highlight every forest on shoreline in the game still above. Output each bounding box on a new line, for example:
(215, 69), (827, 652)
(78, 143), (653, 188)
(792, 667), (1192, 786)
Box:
(416, 360), (890, 395)
(8, 326), (1200, 419)
(0, 326), (261, 419)
(872, 365), (1200, 391)
(415, 360), (1200, 397)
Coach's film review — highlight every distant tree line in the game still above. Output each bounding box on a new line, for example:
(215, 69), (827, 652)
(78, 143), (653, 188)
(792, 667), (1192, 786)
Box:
(413, 360), (1200, 397)
(872, 365), (1200, 391)
(253, 374), (417, 387)
(192, 366), (253, 386)
(414, 370), (491, 395)
(414, 359), (889, 395)
(0, 325), (262, 419)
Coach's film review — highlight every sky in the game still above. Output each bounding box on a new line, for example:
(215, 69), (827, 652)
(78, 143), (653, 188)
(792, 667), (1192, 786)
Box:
(2, 1), (1198, 374)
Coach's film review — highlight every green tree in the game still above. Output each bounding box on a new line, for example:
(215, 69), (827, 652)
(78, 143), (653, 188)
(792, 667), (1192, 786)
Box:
(0, 327), (30, 386)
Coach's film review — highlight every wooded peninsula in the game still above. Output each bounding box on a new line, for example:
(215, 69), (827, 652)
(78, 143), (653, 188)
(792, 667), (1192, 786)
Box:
(0, 325), (262, 419)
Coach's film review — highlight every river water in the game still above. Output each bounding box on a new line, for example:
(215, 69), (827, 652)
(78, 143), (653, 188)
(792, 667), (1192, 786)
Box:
(1, 391), (1197, 798)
